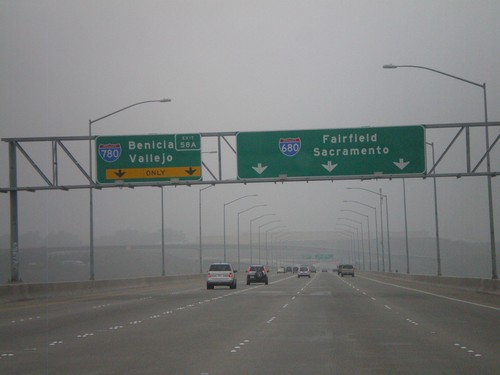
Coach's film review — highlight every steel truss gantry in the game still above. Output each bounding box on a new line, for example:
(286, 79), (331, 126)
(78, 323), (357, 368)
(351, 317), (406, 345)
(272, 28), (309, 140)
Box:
(2, 121), (499, 282)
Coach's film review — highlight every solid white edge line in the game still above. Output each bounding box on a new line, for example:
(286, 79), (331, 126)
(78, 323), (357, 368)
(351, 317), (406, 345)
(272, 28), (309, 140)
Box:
(359, 275), (500, 311)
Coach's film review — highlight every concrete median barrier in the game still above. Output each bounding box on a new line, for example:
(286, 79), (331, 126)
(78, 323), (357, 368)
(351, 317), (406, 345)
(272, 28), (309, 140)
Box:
(0, 274), (206, 302)
(365, 272), (499, 295)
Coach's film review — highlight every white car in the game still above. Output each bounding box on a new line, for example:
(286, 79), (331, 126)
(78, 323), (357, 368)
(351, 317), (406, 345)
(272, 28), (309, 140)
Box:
(277, 266), (286, 273)
(340, 264), (355, 277)
(207, 263), (237, 289)
(297, 266), (311, 278)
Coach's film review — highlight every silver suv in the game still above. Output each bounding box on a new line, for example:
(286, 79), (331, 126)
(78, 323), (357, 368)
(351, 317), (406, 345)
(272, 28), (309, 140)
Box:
(340, 264), (355, 277)
(207, 263), (237, 289)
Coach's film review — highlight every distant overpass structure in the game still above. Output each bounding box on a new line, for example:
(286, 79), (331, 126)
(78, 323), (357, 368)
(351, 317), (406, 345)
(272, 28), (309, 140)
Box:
(2, 122), (499, 281)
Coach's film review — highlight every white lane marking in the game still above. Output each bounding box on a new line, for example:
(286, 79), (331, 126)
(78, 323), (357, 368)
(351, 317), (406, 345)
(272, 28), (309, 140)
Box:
(267, 317), (276, 324)
(371, 297), (377, 301)
(454, 343), (482, 357)
(283, 303), (289, 308)
(76, 333), (94, 338)
(230, 339), (250, 353)
(384, 305), (392, 310)
(360, 275), (500, 311)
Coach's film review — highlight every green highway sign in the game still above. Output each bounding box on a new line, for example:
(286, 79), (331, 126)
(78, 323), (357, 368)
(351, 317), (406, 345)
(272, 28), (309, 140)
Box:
(237, 126), (426, 179)
(302, 254), (334, 260)
(96, 133), (201, 183)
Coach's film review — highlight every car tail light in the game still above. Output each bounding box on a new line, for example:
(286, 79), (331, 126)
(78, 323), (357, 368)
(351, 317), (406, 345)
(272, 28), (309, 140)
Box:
(229, 273), (233, 278)
(207, 273), (212, 278)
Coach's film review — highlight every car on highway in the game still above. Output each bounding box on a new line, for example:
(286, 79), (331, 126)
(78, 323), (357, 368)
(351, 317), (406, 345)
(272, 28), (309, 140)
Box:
(297, 265), (311, 278)
(207, 263), (237, 289)
(340, 264), (355, 277)
(277, 266), (286, 273)
(285, 266), (292, 273)
(321, 268), (328, 272)
(310, 265), (317, 273)
(246, 265), (269, 285)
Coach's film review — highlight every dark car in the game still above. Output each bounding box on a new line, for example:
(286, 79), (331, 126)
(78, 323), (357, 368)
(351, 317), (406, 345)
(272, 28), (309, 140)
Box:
(285, 266), (292, 273)
(246, 265), (268, 285)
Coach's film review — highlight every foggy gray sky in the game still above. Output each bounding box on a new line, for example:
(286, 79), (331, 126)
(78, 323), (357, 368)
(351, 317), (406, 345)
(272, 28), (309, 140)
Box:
(1, 1), (499, 246)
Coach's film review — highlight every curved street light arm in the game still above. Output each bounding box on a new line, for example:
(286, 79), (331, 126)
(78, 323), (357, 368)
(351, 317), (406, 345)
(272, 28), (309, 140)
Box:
(90, 99), (171, 126)
(383, 65), (484, 88)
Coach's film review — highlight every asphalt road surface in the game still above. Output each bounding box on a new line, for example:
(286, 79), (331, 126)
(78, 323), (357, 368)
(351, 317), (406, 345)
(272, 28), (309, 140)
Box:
(1, 271), (499, 374)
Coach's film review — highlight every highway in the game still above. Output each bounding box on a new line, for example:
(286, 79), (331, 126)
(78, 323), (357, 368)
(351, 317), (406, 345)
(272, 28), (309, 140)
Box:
(1, 271), (499, 374)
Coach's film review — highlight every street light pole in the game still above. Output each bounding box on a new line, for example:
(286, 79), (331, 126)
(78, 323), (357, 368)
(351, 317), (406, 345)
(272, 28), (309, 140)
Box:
(383, 64), (496, 279)
(199, 185), (213, 274)
(343, 200), (379, 271)
(237, 204), (267, 271)
(339, 217), (364, 270)
(426, 142), (441, 276)
(88, 98), (171, 280)
(223, 194), (258, 262)
(265, 226), (286, 267)
(249, 214), (276, 265)
(342, 209), (371, 271)
(337, 224), (359, 266)
(347, 187), (390, 272)
(161, 187), (165, 276)
(258, 220), (280, 264)
(402, 179), (410, 274)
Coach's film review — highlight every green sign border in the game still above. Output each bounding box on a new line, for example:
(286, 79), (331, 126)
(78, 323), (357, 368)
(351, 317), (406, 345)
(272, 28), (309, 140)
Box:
(236, 126), (426, 179)
(95, 133), (201, 183)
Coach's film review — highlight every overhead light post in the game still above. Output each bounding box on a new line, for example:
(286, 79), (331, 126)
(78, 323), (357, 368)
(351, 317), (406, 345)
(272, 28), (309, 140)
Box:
(237, 204), (267, 271)
(402, 179), (410, 274)
(426, 142), (441, 276)
(342, 209), (371, 271)
(223, 194), (258, 262)
(348, 187), (391, 272)
(249, 214), (276, 265)
(383, 64), (496, 279)
(339, 217), (364, 270)
(337, 225), (358, 265)
(265, 226), (286, 267)
(88, 98), (171, 280)
(199, 185), (214, 274)
(344, 200), (379, 271)
(258, 220), (281, 264)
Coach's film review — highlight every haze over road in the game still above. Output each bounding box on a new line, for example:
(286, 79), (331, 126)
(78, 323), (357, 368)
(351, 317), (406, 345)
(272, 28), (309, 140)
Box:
(1, 272), (498, 374)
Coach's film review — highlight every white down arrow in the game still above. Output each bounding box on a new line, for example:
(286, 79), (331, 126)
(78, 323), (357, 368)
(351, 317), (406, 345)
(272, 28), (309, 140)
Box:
(322, 161), (338, 172)
(252, 163), (268, 175)
(393, 158), (410, 170)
